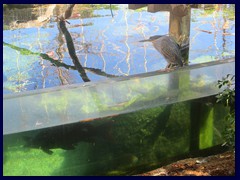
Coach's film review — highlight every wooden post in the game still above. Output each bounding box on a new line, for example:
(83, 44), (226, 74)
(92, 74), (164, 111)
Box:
(169, 5), (191, 64)
(167, 5), (191, 91)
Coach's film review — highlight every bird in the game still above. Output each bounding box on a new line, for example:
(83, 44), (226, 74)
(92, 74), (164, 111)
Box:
(140, 35), (183, 69)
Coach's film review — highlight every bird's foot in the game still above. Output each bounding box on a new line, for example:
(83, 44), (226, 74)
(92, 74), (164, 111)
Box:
(167, 63), (183, 70)
(167, 63), (172, 69)
(164, 67), (172, 72)
(165, 63), (173, 71)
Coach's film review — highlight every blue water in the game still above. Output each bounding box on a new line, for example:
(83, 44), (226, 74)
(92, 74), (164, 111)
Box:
(3, 4), (235, 94)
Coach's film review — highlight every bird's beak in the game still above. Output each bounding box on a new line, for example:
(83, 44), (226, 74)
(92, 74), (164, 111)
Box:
(139, 39), (152, 42)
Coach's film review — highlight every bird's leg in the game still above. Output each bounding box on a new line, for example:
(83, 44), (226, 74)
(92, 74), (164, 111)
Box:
(166, 63), (172, 69)
(164, 63), (172, 71)
(170, 63), (181, 69)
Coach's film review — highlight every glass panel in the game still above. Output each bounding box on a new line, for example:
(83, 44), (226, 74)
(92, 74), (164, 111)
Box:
(3, 58), (234, 134)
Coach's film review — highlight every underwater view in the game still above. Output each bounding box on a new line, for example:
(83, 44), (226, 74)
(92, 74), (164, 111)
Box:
(3, 4), (235, 176)
(3, 95), (230, 175)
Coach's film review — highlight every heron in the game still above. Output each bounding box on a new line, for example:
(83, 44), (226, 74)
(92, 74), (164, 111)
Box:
(140, 35), (183, 69)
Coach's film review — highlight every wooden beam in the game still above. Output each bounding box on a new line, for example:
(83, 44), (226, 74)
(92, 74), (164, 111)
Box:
(128, 4), (147, 10)
(147, 4), (170, 12)
(129, 4), (201, 12)
(190, 4), (200, 8)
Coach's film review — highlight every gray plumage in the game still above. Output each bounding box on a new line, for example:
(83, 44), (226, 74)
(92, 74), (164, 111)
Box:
(140, 35), (183, 68)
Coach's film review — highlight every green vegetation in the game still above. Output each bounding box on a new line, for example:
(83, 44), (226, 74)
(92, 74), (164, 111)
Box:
(223, 4), (235, 20)
(90, 4), (119, 10)
(216, 74), (235, 148)
(3, 96), (230, 175)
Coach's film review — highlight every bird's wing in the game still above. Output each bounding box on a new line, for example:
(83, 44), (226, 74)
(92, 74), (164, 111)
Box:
(153, 39), (177, 62)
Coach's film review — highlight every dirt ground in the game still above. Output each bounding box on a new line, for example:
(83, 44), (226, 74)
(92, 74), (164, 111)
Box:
(138, 150), (235, 176)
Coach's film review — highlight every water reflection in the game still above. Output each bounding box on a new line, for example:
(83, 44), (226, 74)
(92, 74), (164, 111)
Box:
(3, 4), (235, 93)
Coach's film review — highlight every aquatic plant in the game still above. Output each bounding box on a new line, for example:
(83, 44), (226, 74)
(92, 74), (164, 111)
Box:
(216, 74), (235, 148)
